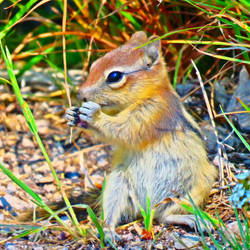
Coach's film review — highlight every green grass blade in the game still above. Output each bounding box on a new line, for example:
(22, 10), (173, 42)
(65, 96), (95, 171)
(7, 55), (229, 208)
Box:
(12, 226), (46, 240)
(239, 0), (250, 8)
(234, 207), (248, 249)
(145, 196), (150, 230)
(173, 46), (184, 88)
(216, 216), (238, 248)
(236, 97), (250, 111)
(0, 161), (77, 236)
(17, 47), (54, 78)
(235, 34), (250, 41)
(0, 0), (39, 40)
(220, 106), (250, 151)
(180, 203), (219, 226)
(101, 178), (106, 221)
(0, 41), (83, 236)
(0, 77), (11, 85)
(73, 204), (107, 247)
(86, 206), (105, 248)
(0, 162), (43, 204)
(138, 203), (146, 221)
(120, 11), (141, 30)
(183, 0), (212, 15)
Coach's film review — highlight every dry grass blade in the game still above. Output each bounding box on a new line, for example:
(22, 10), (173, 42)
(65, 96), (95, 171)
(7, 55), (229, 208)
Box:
(191, 60), (226, 192)
(215, 110), (250, 118)
(62, 0), (71, 107)
(7, 0), (52, 31)
(4, 0), (24, 10)
(83, 0), (106, 71)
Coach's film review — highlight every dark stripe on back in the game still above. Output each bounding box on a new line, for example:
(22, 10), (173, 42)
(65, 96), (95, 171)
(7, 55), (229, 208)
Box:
(155, 92), (203, 140)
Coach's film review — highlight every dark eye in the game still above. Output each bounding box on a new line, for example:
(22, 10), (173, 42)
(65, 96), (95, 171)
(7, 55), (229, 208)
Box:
(106, 71), (124, 83)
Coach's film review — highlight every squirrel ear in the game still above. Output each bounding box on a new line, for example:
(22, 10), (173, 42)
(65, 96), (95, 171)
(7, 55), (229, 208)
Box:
(129, 31), (147, 43)
(143, 36), (161, 64)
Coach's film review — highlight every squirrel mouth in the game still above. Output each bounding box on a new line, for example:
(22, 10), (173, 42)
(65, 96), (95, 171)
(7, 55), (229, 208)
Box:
(82, 97), (114, 108)
(100, 101), (116, 108)
(101, 103), (121, 115)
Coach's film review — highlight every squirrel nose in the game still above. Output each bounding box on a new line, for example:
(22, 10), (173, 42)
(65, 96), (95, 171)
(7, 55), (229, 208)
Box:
(77, 89), (87, 101)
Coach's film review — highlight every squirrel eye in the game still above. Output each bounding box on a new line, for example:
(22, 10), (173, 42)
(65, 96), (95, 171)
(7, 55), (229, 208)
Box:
(106, 71), (124, 83)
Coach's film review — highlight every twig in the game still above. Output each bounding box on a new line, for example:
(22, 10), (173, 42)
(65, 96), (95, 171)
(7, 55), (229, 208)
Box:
(62, 0), (73, 142)
(79, 153), (96, 190)
(62, 0), (71, 107)
(215, 110), (250, 118)
(83, 0), (106, 72)
(191, 60), (225, 193)
(3, 0), (51, 32)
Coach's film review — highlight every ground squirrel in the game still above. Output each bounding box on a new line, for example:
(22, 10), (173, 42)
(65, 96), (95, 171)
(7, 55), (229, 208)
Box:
(65, 31), (217, 234)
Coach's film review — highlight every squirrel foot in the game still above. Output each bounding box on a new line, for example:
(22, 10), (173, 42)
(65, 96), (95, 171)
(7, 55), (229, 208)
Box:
(96, 227), (122, 246)
(165, 214), (214, 233)
(103, 228), (122, 244)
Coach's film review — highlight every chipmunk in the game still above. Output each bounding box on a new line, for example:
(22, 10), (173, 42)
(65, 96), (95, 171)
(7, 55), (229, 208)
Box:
(65, 31), (217, 234)
(19, 32), (217, 238)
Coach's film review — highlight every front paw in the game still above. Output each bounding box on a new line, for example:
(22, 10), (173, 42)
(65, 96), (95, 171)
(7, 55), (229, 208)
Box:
(79, 101), (101, 126)
(65, 106), (88, 128)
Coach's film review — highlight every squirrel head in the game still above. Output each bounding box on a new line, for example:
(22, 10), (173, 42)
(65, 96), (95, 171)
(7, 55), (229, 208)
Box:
(79, 31), (169, 115)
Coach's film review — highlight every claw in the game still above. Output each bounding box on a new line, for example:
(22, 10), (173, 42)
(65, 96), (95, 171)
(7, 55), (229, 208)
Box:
(67, 121), (76, 127)
(65, 107), (82, 127)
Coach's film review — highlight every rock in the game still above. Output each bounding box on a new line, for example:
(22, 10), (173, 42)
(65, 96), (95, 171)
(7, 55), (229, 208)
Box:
(38, 175), (54, 184)
(5, 242), (17, 250)
(5, 115), (28, 131)
(214, 79), (231, 108)
(230, 153), (250, 167)
(201, 124), (217, 155)
(22, 137), (34, 148)
(173, 233), (201, 249)
(176, 82), (196, 97)
(43, 184), (57, 193)
(36, 119), (50, 135)
(6, 183), (16, 194)
(224, 221), (246, 239)
(155, 243), (164, 249)
(3, 194), (30, 211)
(226, 66), (250, 133)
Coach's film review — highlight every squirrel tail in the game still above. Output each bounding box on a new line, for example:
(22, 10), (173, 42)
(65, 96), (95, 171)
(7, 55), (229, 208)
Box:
(18, 188), (101, 222)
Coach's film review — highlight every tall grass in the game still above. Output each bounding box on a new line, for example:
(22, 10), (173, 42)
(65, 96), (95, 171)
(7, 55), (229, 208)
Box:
(0, 42), (110, 248)
(1, 0), (249, 77)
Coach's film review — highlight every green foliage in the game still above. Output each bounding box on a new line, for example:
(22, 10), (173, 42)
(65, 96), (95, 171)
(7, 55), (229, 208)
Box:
(0, 41), (83, 237)
(183, 194), (249, 249)
(1, 0), (249, 78)
(173, 46), (184, 88)
(0, 0), (40, 40)
(138, 195), (155, 235)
